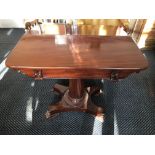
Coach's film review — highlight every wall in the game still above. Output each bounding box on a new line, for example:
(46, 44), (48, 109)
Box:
(0, 19), (24, 28)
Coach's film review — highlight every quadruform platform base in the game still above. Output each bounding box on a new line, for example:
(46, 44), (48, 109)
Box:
(45, 80), (105, 122)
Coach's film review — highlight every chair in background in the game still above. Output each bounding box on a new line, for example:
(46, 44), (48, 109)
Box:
(24, 19), (66, 35)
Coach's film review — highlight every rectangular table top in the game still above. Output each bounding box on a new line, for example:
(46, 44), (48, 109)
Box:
(6, 32), (148, 79)
(6, 33), (148, 70)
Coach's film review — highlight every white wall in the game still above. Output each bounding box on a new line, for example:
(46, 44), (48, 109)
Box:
(0, 19), (24, 28)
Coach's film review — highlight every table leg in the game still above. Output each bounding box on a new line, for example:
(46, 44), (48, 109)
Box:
(52, 83), (68, 95)
(46, 79), (104, 121)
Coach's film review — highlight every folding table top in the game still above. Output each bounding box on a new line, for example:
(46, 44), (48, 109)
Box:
(6, 32), (148, 79)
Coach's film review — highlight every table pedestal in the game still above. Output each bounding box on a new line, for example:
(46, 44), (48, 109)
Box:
(45, 79), (104, 121)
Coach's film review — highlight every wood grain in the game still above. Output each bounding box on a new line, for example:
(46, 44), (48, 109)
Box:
(6, 32), (148, 79)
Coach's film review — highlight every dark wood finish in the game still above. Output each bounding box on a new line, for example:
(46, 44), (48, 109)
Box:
(68, 79), (84, 98)
(46, 80), (104, 122)
(52, 83), (68, 95)
(6, 33), (148, 79)
(6, 32), (148, 121)
(17, 68), (138, 79)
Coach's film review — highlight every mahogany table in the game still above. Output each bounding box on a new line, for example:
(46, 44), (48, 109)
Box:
(6, 32), (148, 121)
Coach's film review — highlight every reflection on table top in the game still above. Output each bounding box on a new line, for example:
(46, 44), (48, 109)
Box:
(6, 33), (148, 71)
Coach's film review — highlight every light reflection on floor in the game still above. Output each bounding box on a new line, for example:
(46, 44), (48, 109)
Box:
(35, 97), (39, 111)
(114, 111), (119, 135)
(26, 97), (33, 122)
(0, 58), (9, 80)
(3, 50), (10, 58)
(7, 29), (13, 36)
(31, 81), (35, 87)
(92, 116), (104, 135)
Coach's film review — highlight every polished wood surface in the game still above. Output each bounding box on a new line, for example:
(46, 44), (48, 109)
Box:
(6, 33), (148, 79)
(6, 32), (148, 121)
(68, 79), (84, 98)
(46, 82), (104, 121)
